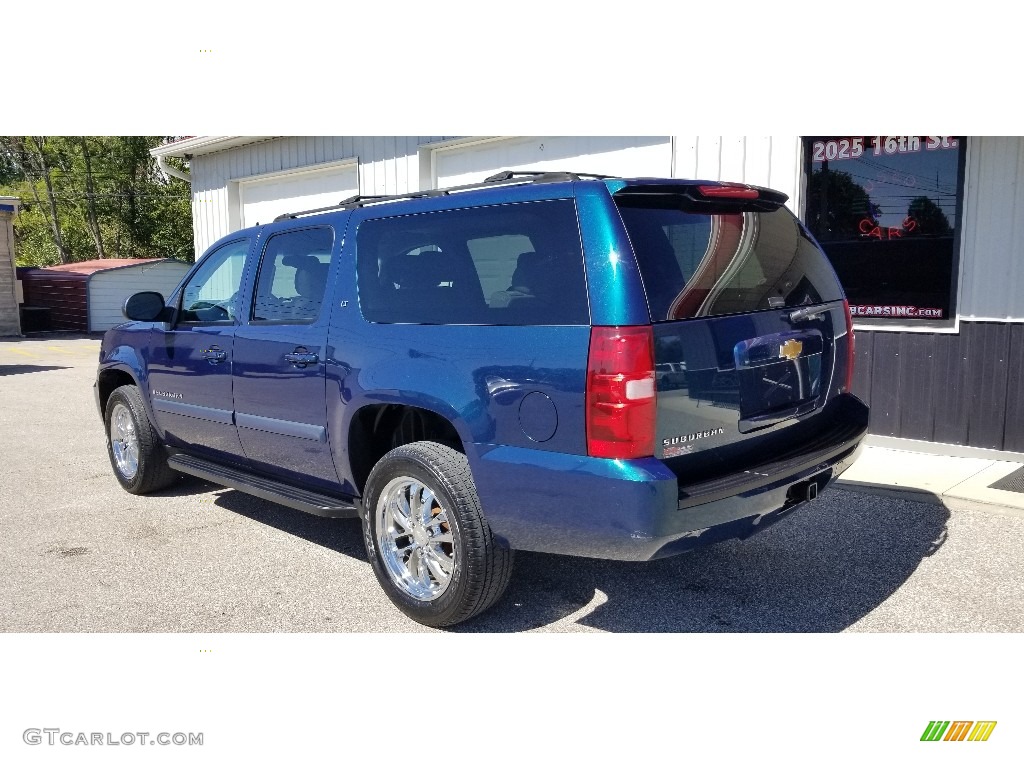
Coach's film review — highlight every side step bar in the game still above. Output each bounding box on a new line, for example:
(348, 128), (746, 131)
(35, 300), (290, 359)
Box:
(168, 453), (359, 518)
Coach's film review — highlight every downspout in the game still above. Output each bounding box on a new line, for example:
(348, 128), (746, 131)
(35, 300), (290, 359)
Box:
(156, 155), (191, 183)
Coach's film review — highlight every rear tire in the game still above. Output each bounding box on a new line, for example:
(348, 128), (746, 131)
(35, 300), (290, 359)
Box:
(104, 384), (178, 494)
(361, 441), (513, 627)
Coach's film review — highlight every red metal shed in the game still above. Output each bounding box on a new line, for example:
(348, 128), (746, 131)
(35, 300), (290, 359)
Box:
(18, 258), (190, 332)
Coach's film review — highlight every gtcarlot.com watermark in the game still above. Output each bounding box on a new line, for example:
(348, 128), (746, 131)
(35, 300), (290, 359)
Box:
(24, 728), (203, 747)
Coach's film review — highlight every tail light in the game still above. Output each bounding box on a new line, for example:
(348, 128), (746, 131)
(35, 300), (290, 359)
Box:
(843, 299), (856, 393)
(586, 326), (656, 459)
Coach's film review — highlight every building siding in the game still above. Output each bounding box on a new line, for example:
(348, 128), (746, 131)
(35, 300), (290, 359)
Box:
(852, 322), (1024, 452)
(189, 136), (455, 255)
(431, 136), (673, 189)
(88, 261), (190, 331)
(187, 136), (804, 257)
(958, 136), (1024, 321)
(672, 136), (803, 216)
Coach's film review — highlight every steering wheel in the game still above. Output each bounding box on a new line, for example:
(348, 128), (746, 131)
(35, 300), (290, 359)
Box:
(189, 295), (236, 321)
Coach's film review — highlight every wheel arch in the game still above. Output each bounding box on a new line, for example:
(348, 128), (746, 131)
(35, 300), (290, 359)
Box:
(347, 402), (465, 496)
(97, 366), (141, 417)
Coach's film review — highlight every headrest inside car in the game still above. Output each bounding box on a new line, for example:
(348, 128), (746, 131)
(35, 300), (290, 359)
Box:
(282, 253), (319, 269)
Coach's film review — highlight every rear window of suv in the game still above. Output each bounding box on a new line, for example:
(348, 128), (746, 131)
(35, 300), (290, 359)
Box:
(356, 199), (589, 325)
(615, 194), (845, 321)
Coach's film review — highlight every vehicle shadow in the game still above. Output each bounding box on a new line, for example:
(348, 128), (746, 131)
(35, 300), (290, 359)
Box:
(0, 364), (70, 376)
(176, 479), (949, 633)
(148, 475), (224, 499)
(19, 331), (106, 341)
(200, 482), (368, 561)
(456, 486), (949, 633)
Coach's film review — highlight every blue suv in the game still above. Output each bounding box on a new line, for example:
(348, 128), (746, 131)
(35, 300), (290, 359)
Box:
(95, 171), (868, 627)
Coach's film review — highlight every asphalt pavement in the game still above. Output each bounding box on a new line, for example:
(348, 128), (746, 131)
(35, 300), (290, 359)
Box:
(2, 334), (1023, 633)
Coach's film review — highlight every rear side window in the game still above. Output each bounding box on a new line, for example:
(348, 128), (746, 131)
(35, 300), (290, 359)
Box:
(356, 200), (588, 325)
(616, 195), (845, 321)
(252, 227), (334, 323)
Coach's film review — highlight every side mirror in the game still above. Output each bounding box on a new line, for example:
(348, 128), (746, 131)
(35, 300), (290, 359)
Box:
(123, 291), (168, 322)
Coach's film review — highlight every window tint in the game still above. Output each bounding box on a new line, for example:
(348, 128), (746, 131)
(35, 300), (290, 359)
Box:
(466, 234), (535, 298)
(179, 238), (251, 323)
(356, 200), (588, 325)
(252, 227), (334, 323)
(616, 196), (845, 321)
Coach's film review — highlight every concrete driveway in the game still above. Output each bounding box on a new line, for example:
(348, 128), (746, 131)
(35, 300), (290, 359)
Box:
(2, 334), (1023, 633)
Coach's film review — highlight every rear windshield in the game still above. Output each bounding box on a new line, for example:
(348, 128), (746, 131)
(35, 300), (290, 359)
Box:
(615, 194), (845, 321)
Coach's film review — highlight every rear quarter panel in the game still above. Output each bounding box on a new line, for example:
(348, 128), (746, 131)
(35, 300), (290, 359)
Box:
(324, 184), (608, 494)
(325, 319), (590, 493)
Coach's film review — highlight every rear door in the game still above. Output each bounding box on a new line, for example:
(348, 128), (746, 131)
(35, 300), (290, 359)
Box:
(231, 223), (342, 489)
(614, 186), (854, 476)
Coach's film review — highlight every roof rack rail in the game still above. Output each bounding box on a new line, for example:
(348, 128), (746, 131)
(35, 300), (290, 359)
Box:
(483, 170), (615, 183)
(273, 193), (419, 222)
(272, 169), (614, 222)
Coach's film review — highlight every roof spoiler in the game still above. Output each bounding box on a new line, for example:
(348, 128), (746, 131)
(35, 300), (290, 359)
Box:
(612, 181), (788, 212)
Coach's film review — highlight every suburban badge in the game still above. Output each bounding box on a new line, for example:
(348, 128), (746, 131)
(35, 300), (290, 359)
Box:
(152, 390), (183, 400)
(662, 428), (725, 457)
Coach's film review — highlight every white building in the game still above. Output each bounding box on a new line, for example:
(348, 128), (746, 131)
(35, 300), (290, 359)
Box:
(150, 136), (1024, 456)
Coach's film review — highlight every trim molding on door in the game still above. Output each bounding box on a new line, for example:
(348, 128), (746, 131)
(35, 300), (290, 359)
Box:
(235, 412), (327, 442)
(153, 398), (234, 425)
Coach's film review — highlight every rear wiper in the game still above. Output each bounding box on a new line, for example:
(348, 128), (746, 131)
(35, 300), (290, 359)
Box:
(787, 306), (826, 323)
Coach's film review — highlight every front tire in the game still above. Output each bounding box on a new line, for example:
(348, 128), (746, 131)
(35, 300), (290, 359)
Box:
(362, 441), (513, 627)
(104, 384), (178, 494)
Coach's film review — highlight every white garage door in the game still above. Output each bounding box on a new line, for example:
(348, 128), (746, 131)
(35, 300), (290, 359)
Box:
(432, 136), (672, 189)
(240, 162), (359, 227)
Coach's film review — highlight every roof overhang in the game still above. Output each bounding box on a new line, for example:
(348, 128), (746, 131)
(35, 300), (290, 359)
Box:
(149, 136), (275, 159)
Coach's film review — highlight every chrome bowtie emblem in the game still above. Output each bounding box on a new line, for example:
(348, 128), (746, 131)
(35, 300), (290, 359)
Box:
(779, 339), (803, 360)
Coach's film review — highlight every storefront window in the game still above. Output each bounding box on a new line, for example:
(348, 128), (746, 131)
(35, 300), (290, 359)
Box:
(804, 136), (965, 324)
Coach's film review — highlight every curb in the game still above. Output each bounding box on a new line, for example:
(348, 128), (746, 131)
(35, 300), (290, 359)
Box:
(836, 479), (1024, 517)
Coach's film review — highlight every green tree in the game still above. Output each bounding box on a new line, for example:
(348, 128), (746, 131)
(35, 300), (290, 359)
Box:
(907, 196), (952, 236)
(805, 168), (877, 242)
(0, 137), (72, 263)
(0, 136), (194, 266)
(0, 144), (20, 186)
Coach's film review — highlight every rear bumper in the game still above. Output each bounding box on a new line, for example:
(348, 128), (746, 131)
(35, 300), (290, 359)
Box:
(472, 396), (868, 561)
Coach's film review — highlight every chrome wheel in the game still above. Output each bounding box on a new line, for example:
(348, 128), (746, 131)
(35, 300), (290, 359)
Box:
(375, 476), (456, 601)
(110, 402), (139, 480)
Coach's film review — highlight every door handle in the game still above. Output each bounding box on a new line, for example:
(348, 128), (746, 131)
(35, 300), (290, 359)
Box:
(202, 346), (227, 363)
(284, 351), (319, 368)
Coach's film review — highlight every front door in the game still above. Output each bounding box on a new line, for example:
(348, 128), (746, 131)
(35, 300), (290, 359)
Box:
(146, 237), (253, 463)
(231, 224), (341, 489)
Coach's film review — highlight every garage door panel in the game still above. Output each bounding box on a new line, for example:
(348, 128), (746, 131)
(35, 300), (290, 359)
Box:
(435, 136), (671, 188)
(240, 166), (358, 227)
